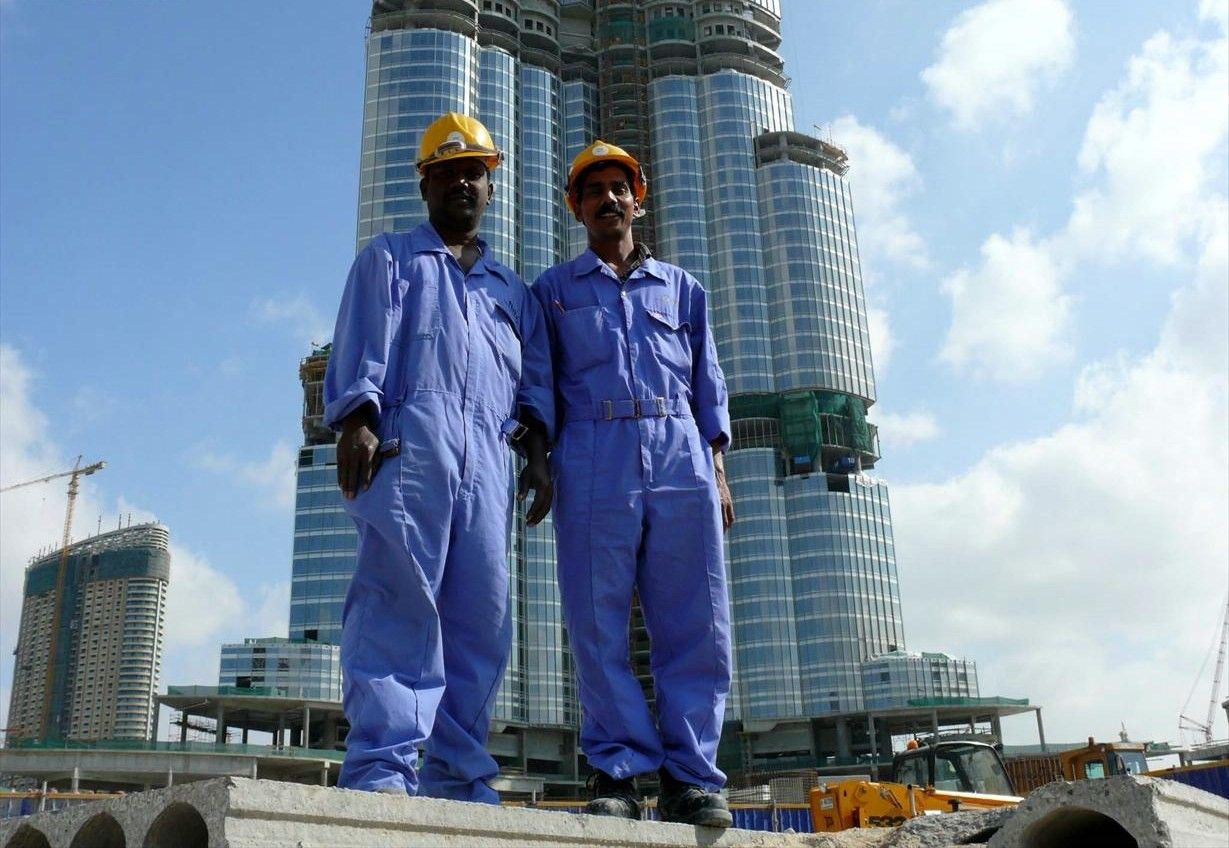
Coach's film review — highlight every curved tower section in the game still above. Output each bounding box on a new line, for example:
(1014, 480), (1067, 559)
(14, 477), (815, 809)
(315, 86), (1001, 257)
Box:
(357, 1), (481, 249)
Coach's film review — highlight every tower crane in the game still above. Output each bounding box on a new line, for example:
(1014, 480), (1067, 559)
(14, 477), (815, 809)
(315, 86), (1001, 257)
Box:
(0, 456), (105, 738)
(1180, 592), (1229, 746)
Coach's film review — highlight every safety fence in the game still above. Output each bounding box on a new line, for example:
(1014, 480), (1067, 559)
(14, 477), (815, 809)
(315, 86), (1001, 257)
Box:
(0, 792), (123, 819)
(2, 738), (344, 760)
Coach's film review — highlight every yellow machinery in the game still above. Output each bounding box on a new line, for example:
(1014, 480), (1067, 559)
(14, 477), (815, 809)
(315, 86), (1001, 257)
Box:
(1003, 738), (1149, 793)
(810, 740), (1022, 832)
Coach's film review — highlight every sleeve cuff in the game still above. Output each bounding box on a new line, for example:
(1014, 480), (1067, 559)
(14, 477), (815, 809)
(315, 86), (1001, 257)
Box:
(697, 406), (731, 453)
(324, 384), (382, 431)
(516, 392), (556, 445)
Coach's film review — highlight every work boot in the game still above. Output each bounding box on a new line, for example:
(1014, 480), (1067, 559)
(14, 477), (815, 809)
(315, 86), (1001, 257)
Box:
(656, 768), (732, 828)
(584, 770), (642, 819)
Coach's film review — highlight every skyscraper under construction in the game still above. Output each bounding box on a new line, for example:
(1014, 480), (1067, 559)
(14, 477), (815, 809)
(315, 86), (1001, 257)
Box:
(285, 0), (1031, 791)
(6, 523), (170, 743)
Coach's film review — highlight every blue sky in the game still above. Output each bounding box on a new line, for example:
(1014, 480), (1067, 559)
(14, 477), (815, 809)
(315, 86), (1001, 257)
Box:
(2, 0), (1226, 751)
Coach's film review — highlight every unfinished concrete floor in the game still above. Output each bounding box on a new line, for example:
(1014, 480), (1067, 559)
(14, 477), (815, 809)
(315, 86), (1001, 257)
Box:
(1, 774), (1225, 848)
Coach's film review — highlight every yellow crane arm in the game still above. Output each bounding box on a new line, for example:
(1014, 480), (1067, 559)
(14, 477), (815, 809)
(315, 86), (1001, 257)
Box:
(0, 461), (105, 493)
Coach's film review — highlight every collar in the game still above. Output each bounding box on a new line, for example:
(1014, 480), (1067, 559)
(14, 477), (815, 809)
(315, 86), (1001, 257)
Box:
(411, 222), (504, 283)
(575, 243), (666, 283)
(410, 222), (489, 259)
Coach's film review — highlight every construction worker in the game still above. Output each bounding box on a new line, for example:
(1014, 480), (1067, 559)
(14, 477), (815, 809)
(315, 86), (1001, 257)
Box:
(533, 141), (735, 827)
(324, 113), (554, 803)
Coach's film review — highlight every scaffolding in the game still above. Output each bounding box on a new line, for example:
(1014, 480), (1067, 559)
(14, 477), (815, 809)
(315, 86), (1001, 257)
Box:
(299, 344), (334, 447)
(729, 390), (879, 476)
(595, 0), (656, 252)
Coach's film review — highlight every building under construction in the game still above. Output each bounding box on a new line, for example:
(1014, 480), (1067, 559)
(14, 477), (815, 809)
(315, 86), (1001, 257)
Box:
(5, 523), (170, 744)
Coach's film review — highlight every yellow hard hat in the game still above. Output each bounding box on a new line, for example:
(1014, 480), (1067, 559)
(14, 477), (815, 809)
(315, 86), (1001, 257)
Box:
(416, 112), (503, 175)
(565, 140), (648, 214)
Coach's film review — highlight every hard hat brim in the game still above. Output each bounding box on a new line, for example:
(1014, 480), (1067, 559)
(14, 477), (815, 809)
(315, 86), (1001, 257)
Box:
(417, 148), (504, 175)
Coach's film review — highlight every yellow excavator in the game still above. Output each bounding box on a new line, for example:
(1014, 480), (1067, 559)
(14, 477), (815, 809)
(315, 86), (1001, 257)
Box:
(810, 740), (1021, 832)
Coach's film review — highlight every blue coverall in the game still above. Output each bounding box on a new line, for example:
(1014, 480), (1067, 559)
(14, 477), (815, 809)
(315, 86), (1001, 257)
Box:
(533, 249), (732, 790)
(324, 223), (553, 802)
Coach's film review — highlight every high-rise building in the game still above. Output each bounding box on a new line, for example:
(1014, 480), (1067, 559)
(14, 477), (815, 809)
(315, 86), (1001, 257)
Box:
(6, 523), (170, 743)
(281, 0), (1031, 789)
(219, 638), (342, 702)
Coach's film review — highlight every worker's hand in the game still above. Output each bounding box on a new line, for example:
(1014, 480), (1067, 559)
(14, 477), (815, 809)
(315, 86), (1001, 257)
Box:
(337, 405), (382, 499)
(713, 443), (735, 532)
(517, 425), (553, 526)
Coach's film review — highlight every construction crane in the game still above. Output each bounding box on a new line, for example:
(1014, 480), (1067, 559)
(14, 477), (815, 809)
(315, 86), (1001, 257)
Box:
(1180, 592), (1229, 746)
(0, 456), (105, 738)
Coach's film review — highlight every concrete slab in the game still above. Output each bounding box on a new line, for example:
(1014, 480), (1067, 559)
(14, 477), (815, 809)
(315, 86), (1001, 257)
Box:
(988, 775), (1229, 848)
(0, 777), (882, 848)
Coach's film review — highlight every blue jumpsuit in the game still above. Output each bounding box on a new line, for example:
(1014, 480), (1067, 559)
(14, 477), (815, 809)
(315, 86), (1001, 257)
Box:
(324, 223), (553, 802)
(533, 249), (732, 790)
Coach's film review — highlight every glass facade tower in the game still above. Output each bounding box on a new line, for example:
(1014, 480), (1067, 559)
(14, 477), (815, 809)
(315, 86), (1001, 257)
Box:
(285, 0), (999, 787)
(219, 638), (342, 702)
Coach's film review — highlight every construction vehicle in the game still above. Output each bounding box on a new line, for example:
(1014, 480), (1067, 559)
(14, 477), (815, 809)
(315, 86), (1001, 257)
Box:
(1003, 737), (1149, 794)
(810, 740), (1021, 832)
(1004, 737), (1229, 800)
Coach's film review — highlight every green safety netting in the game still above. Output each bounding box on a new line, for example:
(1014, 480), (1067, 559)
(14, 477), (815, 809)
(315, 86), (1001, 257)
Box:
(735, 390), (873, 462)
(728, 392), (779, 420)
(599, 21), (636, 44)
(647, 18), (695, 41)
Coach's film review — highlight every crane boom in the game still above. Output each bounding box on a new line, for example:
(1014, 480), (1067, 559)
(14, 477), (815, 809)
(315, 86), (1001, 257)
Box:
(1179, 592), (1229, 746)
(0, 461), (105, 493)
(1206, 595), (1229, 742)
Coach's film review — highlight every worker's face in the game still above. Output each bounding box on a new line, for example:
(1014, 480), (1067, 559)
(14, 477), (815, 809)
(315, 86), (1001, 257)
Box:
(420, 157), (494, 233)
(574, 163), (638, 241)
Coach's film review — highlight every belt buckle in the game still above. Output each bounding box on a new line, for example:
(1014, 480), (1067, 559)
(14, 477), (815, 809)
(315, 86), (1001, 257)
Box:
(603, 400), (614, 421)
(632, 399), (642, 419)
(655, 397), (667, 417)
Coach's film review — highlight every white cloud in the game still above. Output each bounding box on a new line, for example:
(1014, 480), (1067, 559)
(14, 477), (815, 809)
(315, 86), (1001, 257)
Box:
(866, 306), (895, 375)
(252, 293), (332, 346)
(163, 545), (246, 653)
(1, 348), (112, 733)
(252, 581), (291, 640)
(828, 117), (920, 378)
(831, 115), (929, 274)
(896, 302), (1228, 743)
(1201, 0), (1228, 33)
(196, 440), (298, 512)
(939, 6), (1226, 384)
(0, 346), (293, 730)
(161, 545), (291, 689)
(939, 228), (1072, 381)
(912, 7), (1229, 744)
(922, 0), (1076, 131)
(903, 6), (1229, 743)
(870, 409), (941, 449)
(1065, 24), (1229, 266)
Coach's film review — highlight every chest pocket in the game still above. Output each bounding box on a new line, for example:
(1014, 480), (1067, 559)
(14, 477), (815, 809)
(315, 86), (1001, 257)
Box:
(398, 264), (443, 344)
(557, 305), (615, 374)
(643, 302), (692, 376)
(490, 296), (523, 386)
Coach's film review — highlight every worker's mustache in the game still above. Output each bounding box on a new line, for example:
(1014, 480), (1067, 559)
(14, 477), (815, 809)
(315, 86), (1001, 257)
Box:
(597, 203), (623, 218)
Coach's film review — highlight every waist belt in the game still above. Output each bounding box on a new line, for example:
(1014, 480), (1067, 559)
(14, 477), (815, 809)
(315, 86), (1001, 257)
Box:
(566, 397), (691, 422)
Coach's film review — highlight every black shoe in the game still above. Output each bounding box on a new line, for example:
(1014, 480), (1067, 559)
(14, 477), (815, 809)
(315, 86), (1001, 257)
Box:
(584, 770), (641, 820)
(657, 768), (732, 828)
